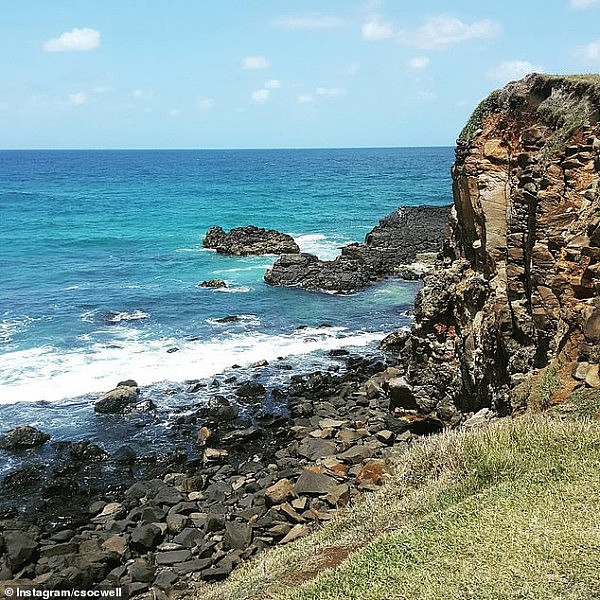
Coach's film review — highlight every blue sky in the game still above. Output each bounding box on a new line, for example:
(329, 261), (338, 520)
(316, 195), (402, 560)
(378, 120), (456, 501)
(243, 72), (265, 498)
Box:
(2, 0), (600, 149)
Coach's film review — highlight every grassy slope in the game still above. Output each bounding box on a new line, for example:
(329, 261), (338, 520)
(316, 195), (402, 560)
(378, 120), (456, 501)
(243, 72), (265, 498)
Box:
(197, 393), (600, 600)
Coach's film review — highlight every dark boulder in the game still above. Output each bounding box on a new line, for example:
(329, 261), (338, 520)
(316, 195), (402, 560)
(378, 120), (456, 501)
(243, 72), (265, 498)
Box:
(114, 445), (137, 465)
(3, 531), (37, 570)
(0, 425), (50, 450)
(236, 381), (266, 399)
(200, 279), (228, 289)
(131, 524), (162, 551)
(203, 225), (300, 256)
(294, 469), (337, 496)
(223, 522), (252, 550)
(69, 440), (109, 463)
(3, 466), (43, 490)
(95, 381), (140, 414)
(128, 559), (155, 584)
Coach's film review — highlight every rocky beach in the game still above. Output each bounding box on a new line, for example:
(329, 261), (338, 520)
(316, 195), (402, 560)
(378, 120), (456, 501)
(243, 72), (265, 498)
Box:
(0, 206), (451, 595)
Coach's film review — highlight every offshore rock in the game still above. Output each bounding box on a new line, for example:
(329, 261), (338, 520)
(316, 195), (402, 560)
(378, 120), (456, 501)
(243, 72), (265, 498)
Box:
(203, 225), (300, 256)
(200, 279), (228, 288)
(264, 205), (450, 294)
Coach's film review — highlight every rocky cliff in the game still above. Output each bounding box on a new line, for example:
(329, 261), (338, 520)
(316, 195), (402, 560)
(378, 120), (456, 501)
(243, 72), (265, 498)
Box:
(382, 74), (600, 420)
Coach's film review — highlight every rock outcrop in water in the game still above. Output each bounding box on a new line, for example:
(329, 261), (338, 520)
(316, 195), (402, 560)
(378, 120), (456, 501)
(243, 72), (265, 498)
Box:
(264, 206), (450, 294)
(381, 74), (600, 419)
(94, 380), (153, 414)
(200, 279), (228, 289)
(203, 226), (300, 256)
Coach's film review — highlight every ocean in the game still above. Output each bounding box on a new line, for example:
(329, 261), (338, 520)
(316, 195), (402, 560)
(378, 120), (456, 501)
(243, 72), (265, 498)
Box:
(0, 147), (453, 469)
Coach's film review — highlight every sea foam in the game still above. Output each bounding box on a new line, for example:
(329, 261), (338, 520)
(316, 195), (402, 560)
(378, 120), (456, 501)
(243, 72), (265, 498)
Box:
(293, 233), (353, 261)
(0, 327), (383, 404)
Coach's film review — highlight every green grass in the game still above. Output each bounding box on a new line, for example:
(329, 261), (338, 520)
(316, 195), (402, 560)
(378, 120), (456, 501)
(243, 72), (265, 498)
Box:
(520, 366), (563, 411)
(540, 73), (600, 86)
(196, 416), (600, 600)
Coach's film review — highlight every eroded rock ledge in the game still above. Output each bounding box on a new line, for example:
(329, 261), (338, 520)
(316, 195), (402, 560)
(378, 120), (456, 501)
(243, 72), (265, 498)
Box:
(203, 226), (299, 256)
(264, 205), (450, 294)
(382, 74), (600, 418)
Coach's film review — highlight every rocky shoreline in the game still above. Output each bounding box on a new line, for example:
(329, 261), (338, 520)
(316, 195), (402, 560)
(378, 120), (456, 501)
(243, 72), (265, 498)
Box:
(3, 72), (599, 600)
(0, 205), (457, 595)
(0, 345), (486, 597)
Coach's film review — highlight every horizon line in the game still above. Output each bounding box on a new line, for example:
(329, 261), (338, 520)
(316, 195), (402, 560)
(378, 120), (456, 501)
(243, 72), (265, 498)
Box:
(0, 144), (456, 152)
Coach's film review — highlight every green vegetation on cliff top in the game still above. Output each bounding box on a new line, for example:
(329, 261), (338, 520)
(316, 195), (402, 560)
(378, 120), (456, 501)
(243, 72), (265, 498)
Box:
(458, 73), (600, 146)
(197, 390), (600, 600)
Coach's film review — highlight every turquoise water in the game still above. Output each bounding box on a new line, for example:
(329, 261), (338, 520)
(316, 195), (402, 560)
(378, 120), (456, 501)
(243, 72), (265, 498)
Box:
(0, 148), (453, 410)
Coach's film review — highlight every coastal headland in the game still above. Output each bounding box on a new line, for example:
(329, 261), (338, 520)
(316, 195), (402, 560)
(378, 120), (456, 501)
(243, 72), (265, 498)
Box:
(1, 74), (599, 598)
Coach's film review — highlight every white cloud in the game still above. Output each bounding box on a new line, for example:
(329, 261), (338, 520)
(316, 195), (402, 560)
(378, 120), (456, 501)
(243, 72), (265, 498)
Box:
(416, 91), (436, 101)
(242, 55), (271, 70)
(576, 39), (600, 61)
(488, 60), (543, 82)
(362, 17), (394, 41)
(347, 63), (360, 75)
(93, 86), (110, 94)
(198, 98), (214, 111)
(68, 92), (87, 105)
(251, 89), (270, 102)
(272, 14), (344, 29)
(571, 0), (600, 7)
(298, 87), (345, 103)
(315, 87), (344, 97)
(408, 56), (430, 70)
(169, 109), (181, 117)
(399, 15), (500, 50)
(264, 79), (281, 89)
(363, 0), (384, 11)
(133, 89), (144, 99)
(44, 28), (100, 52)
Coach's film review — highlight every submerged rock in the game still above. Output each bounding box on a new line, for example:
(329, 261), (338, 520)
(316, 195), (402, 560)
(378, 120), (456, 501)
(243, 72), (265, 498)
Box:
(215, 315), (239, 323)
(203, 225), (300, 256)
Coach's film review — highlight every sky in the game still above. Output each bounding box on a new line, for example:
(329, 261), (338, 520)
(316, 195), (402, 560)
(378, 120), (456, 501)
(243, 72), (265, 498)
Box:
(2, 0), (600, 149)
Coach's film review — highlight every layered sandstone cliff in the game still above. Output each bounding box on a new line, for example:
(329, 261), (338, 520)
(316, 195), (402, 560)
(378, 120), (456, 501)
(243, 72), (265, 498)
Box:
(382, 74), (600, 420)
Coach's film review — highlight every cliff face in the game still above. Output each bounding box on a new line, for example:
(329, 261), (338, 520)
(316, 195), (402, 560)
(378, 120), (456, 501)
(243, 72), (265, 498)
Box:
(385, 74), (600, 420)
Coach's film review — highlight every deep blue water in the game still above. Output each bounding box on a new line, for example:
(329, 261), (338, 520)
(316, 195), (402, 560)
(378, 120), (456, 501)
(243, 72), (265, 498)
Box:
(0, 148), (453, 459)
